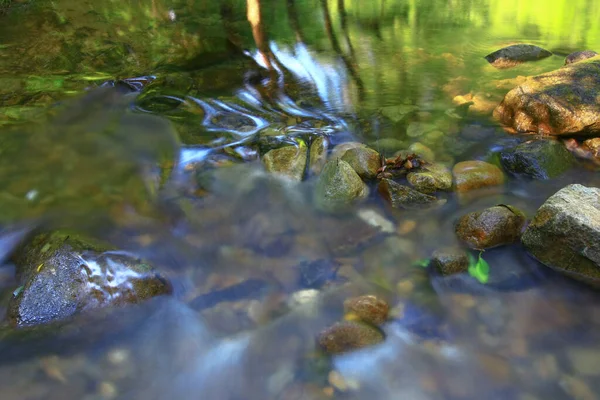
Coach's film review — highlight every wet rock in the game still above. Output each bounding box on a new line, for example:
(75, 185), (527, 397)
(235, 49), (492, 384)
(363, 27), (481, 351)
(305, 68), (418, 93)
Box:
(432, 247), (469, 275)
(329, 142), (367, 160)
(357, 208), (395, 234)
(522, 184), (600, 287)
(452, 160), (505, 192)
(8, 231), (171, 327)
(407, 163), (453, 194)
(583, 138), (600, 157)
(341, 147), (381, 180)
(500, 139), (575, 179)
(368, 138), (406, 154)
(565, 50), (598, 65)
(343, 295), (389, 325)
(484, 44), (552, 69)
(494, 56), (600, 136)
(308, 136), (329, 176)
(378, 179), (444, 209)
(317, 321), (385, 355)
(314, 159), (369, 212)
(408, 142), (435, 161)
(456, 205), (526, 250)
(262, 145), (308, 181)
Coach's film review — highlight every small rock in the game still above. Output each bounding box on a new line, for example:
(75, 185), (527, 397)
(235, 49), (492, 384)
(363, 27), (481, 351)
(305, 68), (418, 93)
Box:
(309, 136), (329, 176)
(378, 179), (444, 209)
(368, 138), (406, 154)
(484, 44), (552, 69)
(288, 289), (320, 308)
(406, 122), (439, 138)
(583, 138), (600, 157)
(565, 50), (598, 65)
(380, 104), (419, 123)
(317, 321), (385, 355)
(522, 184), (600, 287)
(456, 205), (526, 249)
(452, 160), (505, 192)
(431, 247), (469, 275)
(407, 163), (453, 194)
(357, 209), (395, 233)
(500, 139), (574, 179)
(408, 142), (435, 161)
(343, 295), (389, 325)
(262, 145), (308, 181)
(330, 142), (367, 160)
(314, 159), (369, 212)
(341, 147), (381, 180)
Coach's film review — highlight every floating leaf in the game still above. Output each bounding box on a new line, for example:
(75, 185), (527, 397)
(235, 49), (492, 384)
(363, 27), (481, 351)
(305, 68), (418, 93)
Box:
(468, 252), (490, 284)
(414, 258), (430, 268)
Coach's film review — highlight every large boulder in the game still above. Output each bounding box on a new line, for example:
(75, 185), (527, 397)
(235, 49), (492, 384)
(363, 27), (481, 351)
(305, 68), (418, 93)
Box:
(500, 139), (575, 179)
(522, 184), (600, 287)
(8, 231), (171, 327)
(494, 56), (600, 136)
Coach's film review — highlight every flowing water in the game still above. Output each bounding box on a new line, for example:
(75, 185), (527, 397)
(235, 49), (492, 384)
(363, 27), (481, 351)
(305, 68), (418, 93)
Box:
(1, 0), (600, 399)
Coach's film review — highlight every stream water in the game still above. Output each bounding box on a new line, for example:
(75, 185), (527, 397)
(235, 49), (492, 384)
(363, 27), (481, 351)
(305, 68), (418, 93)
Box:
(1, 0), (600, 399)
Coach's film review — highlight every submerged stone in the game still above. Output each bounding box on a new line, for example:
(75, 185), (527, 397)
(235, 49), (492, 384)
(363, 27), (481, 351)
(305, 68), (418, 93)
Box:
(500, 139), (575, 179)
(452, 160), (505, 192)
(314, 159), (369, 212)
(317, 321), (385, 355)
(564, 50), (598, 65)
(494, 56), (600, 136)
(343, 295), (389, 326)
(522, 184), (600, 287)
(341, 147), (381, 180)
(308, 136), (329, 176)
(329, 142), (367, 160)
(456, 205), (526, 250)
(8, 231), (171, 327)
(262, 145), (308, 181)
(378, 179), (444, 209)
(431, 247), (470, 276)
(407, 163), (453, 194)
(408, 142), (436, 162)
(484, 44), (552, 69)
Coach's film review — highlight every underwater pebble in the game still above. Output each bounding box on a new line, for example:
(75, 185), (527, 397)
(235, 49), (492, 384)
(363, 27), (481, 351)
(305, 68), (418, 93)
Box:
(343, 295), (389, 325)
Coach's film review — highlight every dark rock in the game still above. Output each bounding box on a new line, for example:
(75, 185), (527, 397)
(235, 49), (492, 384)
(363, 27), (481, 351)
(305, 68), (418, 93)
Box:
(485, 44), (552, 69)
(522, 184), (600, 287)
(500, 139), (575, 179)
(432, 247), (470, 276)
(452, 160), (505, 192)
(378, 179), (444, 209)
(317, 321), (385, 355)
(262, 145), (307, 181)
(456, 205), (527, 250)
(343, 295), (389, 325)
(8, 231), (171, 327)
(565, 50), (598, 65)
(314, 159), (369, 212)
(407, 163), (453, 194)
(341, 147), (381, 180)
(494, 56), (600, 136)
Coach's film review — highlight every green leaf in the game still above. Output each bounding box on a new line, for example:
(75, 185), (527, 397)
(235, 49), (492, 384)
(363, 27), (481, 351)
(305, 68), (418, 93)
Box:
(468, 252), (490, 284)
(414, 258), (430, 268)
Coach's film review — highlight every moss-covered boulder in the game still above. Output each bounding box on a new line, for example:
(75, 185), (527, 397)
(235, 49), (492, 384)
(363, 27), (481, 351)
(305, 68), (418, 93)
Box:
(378, 179), (444, 209)
(494, 56), (600, 136)
(456, 205), (526, 250)
(407, 163), (453, 194)
(522, 184), (600, 287)
(8, 231), (171, 327)
(314, 160), (368, 212)
(452, 160), (505, 192)
(262, 145), (307, 181)
(500, 139), (575, 179)
(341, 147), (381, 180)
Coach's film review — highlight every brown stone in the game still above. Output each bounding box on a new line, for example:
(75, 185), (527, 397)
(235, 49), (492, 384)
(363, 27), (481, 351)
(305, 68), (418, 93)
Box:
(456, 205), (526, 250)
(452, 161), (504, 192)
(343, 295), (389, 325)
(317, 321), (385, 355)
